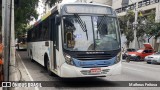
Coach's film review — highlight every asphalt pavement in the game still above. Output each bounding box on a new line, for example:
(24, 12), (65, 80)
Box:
(14, 50), (160, 90)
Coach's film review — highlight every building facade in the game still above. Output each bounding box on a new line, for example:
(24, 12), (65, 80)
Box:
(113, 0), (160, 22)
(112, 0), (160, 50)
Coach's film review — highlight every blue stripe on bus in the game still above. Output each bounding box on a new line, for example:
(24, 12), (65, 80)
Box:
(72, 57), (116, 68)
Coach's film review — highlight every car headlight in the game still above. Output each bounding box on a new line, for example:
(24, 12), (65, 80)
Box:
(114, 52), (121, 64)
(144, 56), (148, 59)
(64, 54), (74, 65)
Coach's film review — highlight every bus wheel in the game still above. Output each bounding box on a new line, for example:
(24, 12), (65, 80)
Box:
(46, 57), (52, 76)
(136, 56), (141, 61)
(17, 45), (19, 51)
(30, 51), (34, 62)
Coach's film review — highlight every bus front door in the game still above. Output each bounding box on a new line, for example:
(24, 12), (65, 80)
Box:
(51, 16), (58, 70)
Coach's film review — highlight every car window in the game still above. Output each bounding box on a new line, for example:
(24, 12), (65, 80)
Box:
(148, 50), (153, 53)
(137, 50), (143, 53)
(143, 50), (148, 53)
(127, 49), (136, 52)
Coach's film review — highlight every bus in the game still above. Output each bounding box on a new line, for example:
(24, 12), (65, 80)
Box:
(27, 3), (121, 77)
(16, 35), (27, 50)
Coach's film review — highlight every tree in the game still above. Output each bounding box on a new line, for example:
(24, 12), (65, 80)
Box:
(14, 0), (39, 37)
(119, 10), (134, 48)
(15, 0), (58, 37)
(136, 11), (146, 48)
(45, 0), (58, 7)
(1, 0), (59, 37)
(144, 10), (160, 42)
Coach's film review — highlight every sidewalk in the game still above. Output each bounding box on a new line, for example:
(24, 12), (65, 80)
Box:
(9, 52), (35, 90)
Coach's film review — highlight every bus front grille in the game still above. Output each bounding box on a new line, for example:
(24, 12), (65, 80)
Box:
(75, 54), (114, 60)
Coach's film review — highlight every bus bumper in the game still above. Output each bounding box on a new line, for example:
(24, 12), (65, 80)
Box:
(60, 61), (121, 78)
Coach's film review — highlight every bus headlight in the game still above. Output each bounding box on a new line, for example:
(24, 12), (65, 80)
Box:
(114, 52), (121, 64)
(64, 54), (74, 65)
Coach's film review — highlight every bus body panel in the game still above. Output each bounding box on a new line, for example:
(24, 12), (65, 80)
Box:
(60, 61), (121, 77)
(27, 41), (50, 66)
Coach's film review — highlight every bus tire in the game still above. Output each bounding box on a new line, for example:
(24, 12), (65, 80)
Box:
(136, 56), (141, 61)
(17, 45), (19, 51)
(45, 55), (52, 76)
(30, 50), (34, 62)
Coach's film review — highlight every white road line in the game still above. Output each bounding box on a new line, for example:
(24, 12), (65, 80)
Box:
(123, 66), (145, 73)
(123, 62), (160, 70)
(17, 53), (39, 90)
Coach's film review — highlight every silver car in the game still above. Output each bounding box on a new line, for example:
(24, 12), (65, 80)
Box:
(144, 52), (160, 64)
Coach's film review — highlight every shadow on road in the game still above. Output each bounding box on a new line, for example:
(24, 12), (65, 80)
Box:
(17, 51), (122, 88)
(45, 77), (119, 88)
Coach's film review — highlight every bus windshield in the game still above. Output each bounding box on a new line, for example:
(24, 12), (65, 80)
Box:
(63, 15), (120, 51)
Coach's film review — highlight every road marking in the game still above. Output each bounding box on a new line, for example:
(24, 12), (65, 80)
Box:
(17, 53), (39, 90)
(123, 62), (160, 70)
(123, 66), (145, 73)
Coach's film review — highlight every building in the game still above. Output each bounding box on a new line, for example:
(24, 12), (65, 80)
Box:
(112, 0), (160, 50)
(113, 0), (160, 22)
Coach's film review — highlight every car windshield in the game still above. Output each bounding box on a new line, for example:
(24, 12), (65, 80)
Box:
(137, 50), (143, 53)
(127, 49), (136, 52)
(62, 15), (120, 51)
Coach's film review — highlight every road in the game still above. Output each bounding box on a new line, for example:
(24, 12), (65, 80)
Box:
(16, 51), (160, 90)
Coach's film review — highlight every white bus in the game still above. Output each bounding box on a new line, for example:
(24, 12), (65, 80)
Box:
(27, 3), (121, 78)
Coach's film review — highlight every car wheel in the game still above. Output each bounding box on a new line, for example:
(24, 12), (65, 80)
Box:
(136, 56), (141, 61)
(147, 62), (151, 64)
(126, 57), (130, 62)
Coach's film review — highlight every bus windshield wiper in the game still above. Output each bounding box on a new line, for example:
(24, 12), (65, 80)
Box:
(74, 14), (88, 40)
(97, 15), (107, 39)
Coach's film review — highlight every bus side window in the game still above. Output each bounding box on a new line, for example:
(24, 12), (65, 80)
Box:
(43, 19), (49, 40)
(38, 23), (42, 40)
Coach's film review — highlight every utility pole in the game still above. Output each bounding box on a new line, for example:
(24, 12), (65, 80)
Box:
(10, 0), (16, 82)
(2, 0), (12, 90)
(133, 1), (138, 49)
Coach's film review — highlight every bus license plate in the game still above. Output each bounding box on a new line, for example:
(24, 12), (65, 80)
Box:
(90, 68), (101, 74)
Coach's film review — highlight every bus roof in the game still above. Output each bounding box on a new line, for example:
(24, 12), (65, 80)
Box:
(58, 2), (112, 8)
(29, 3), (113, 29)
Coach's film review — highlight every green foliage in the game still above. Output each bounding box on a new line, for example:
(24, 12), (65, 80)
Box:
(136, 11), (146, 45)
(15, 0), (39, 37)
(119, 10), (134, 48)
(45, 0), (57, 7)
(144, 10), (160, 37)
(119, 9), (160, 47)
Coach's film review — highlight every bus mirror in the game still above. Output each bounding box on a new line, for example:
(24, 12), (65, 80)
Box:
(55, 15), (61, 25)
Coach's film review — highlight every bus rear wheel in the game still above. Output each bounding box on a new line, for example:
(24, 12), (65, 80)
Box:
(30, 51), (34, 62)
(46, 56), (52, 76)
